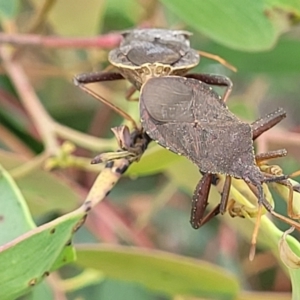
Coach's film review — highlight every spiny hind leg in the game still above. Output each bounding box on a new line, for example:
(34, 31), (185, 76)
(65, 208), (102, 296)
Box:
(191, 174), (232, 229)
(251, 108), (286, 140)
(190, 173), (213, 229)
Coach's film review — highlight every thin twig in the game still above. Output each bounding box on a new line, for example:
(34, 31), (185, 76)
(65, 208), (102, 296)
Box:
(0, 46), (58, 154)
(54, 123), (117, 152)
(0, 33), (122, 49)
(0, 125), (34, 157)
(26, 0), (57, 33)
(9, 151), (50, 179)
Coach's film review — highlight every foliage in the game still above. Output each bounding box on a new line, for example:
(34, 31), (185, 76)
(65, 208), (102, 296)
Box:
(0, 0), (300, 299)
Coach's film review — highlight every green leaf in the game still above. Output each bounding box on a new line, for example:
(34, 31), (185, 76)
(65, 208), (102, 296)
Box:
(0, 209), (83, 299)
(279, 228), (300, 300)
(24, 281), (54, 300)
(0, 150), (79, 216)
(126, 144), (184, 177)
(30, 0), (106, 36)
(0, 0), (19, 19)
(202, 38), (300, 75)
(165, 159), (199, 192)
(160, 0), (294, 51)
(102, 0), (144, 31)
(0, 166), (85, 300)
(76, 245), (240, 299)
(0, 165), (35, 245)
(68, 278), (164, 300)
(265, 0), (300, 15)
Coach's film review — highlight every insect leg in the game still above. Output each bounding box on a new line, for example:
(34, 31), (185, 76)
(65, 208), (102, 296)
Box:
(255, 149), (287, 163)
(247, 180), (279, 260)
(248, 168), (300, 260)
(197, 174), (231, 228)
(190, 173), (213, 229)
(196, 204), (221, 227)
(249, 198), (264, 261)
(219, 175), (232, 214)
(256, 150), (297, 190)
(184, 73), (233, 102)
(261, 178), (300, 233)
(74, 71), (124, 84)
(125, 85), (139, 101)
(251, 108), (286, 140)
(264, 169), (299, 219)
(255, 149), (300, 218)
(74, 72), (138, 129)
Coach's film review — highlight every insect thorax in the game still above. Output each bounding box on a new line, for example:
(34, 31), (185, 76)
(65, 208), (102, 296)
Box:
(119, 63), (191, 90)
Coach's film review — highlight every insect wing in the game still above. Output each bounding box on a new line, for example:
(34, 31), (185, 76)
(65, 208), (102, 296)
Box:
(140, 77), (199, 156)
(140, 76), (195, 123)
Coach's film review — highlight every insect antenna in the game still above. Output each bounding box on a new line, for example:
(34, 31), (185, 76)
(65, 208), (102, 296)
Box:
(198, 50), (237, 72)
(288, 169), (300, 179)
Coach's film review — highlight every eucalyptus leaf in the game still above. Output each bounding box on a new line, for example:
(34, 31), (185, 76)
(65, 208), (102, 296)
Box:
(76, 244), (240, 299)
(160, 0), (298, 51)
(0, 0), (19, 19)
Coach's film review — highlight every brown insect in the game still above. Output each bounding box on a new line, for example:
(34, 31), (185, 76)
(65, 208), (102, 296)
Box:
(74, 29), (299, 254)
(139, 76), (300, 258)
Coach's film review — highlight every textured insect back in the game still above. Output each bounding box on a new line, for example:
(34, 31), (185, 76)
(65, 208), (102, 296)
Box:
(141, 76), (255, 177)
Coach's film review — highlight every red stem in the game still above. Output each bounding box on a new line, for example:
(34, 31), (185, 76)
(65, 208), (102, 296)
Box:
(0, 32), (122, 49)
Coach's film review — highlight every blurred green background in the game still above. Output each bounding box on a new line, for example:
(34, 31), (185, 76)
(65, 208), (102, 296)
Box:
(1, 0), (300, 299)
